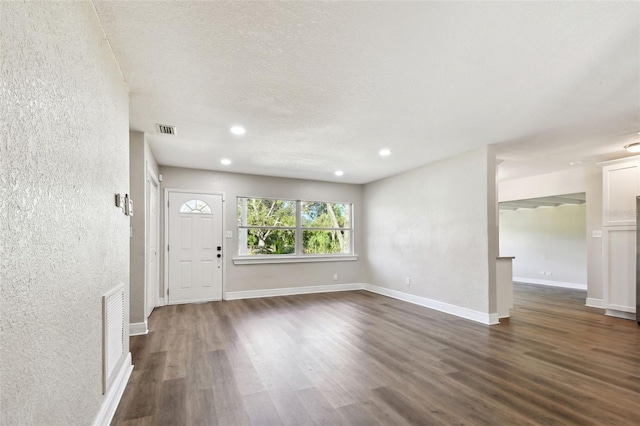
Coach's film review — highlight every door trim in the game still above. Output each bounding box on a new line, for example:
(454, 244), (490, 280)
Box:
(145, 163), (160, 317)
(163, 188), (226, 303)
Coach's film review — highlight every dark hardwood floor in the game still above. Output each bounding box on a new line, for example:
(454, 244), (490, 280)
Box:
(112, 284), (640, 425)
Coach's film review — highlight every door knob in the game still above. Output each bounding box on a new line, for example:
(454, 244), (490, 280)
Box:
(217, 254), (222, 258)
(217, 246), (222, 251)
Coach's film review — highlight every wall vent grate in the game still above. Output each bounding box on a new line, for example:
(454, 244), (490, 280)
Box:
(102, 283), (126, 394)
(156, 124), (177, 135)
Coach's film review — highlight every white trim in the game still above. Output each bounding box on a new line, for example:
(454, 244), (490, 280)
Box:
(363, 284), (499, 325)
(225, 283), (500, 325)
(232, 255), (358, 265)
(597, 155), (640, 166)
(225, 283), (365, 300)
(224, 283), (500, 325)
(585, 298), (604, 309)
(605, 303), (635, 314)
(145, 164), (160, 318)
(129, 320), (148, 336)
(93, 352), (133, 426)
(167, 297), (223, 305)
(605, 309), (636, 320)
(164, 188), (226, 304)
(513, 277), (587, 290)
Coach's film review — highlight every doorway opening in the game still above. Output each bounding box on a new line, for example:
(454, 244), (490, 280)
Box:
(499, 192), (587, 308)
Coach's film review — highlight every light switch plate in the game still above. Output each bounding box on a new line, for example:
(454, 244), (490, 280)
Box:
(592, 230), (603, 238)
(226, 231), (233, 239)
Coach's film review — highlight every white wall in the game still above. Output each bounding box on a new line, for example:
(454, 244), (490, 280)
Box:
(1, 2), (129, 425)
(363, 146), (498, 317)
(499, 165), (603, 302)
(500, 204), (587, 286)
(159, 166), (364, 295)
(129, 131), (159, 324)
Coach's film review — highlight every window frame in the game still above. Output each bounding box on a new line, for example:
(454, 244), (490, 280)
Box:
(300, 200), (352, 255)
(234, 196), (357, 264)
(178, 198), (213, 215)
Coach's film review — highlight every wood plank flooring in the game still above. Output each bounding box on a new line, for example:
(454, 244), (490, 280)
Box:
(112, 284), (640, 425)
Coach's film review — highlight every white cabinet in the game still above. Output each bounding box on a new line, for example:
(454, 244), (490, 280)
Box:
(603, 227), (636, 318)
(602, 158), (640, 226)
(599, 156), (639, 319)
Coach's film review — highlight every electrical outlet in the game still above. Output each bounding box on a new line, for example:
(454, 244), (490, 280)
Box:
(333, 274), (338, 281)
(546, 272), (553, 276)
(540, 271), (545, 275)
(405, 277), (411, 286)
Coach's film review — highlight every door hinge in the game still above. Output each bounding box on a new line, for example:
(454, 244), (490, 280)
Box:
(167, 244), (170, 252)
(167, 289), (169, 295)
(167, 200), (169, 207)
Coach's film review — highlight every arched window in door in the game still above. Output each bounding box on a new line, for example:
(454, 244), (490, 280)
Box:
(179, 199), (212, 214)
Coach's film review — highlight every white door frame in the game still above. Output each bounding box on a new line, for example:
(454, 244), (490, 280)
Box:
(145, 164), (160, 317)
(163, 188), (227, 303)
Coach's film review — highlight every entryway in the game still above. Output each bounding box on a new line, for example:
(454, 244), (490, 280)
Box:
(166, 191), (224, 304)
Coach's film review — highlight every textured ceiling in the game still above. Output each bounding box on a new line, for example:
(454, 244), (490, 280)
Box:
(93, 1), (640, 184)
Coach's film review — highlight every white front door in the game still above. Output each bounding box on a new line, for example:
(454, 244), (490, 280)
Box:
(168, 192), (223, 304)
(146, 175), (159, 317)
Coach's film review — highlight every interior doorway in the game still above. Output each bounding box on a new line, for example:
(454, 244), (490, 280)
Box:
(499, 192), (587, 290)
(145, 169), (160, 318)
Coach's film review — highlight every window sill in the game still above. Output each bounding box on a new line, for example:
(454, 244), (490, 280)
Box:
(232, 255), (358, 265)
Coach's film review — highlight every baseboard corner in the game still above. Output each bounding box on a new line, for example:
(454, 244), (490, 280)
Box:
(129, 320), (148, 336)
(363, 283), (497, 325)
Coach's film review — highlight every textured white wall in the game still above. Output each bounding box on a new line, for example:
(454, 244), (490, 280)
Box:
(1, 3), (129, 425)
(363, 146), (496, 314)
(158, 167), (364, 293)
(500, 205), (587, 285)
(499, 165), (602, 300)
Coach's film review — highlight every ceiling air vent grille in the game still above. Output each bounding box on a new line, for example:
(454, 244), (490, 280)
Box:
(156, 124), (177, 135)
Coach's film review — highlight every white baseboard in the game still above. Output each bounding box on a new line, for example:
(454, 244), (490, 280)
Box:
(605, 309), (636, 321)
(364, 284), (499, 325)
(129, 320), (148, 336)
(225, 282), (499, 325)
(93, 352), (133, 426)
(585, 298), (604, 309)
(166, 297), (223, 306)
(158, 297), (166, 306)
(225, 283), (365, 301)
(513, 277), (587, 290)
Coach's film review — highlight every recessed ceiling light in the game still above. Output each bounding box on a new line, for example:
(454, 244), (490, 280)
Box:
(569, 160), (582, 166)
(230, 126), (246, 135)
(379, 149), (392, 157)
(221, 158), (232, 165)
(624, 142), (640, 153)
(334, 170), (344, 176)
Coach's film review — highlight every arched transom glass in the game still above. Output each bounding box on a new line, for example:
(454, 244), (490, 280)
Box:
(179, 199), (212, 214)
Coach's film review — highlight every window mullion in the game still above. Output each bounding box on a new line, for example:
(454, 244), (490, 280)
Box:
(296, 200), (302, 255)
